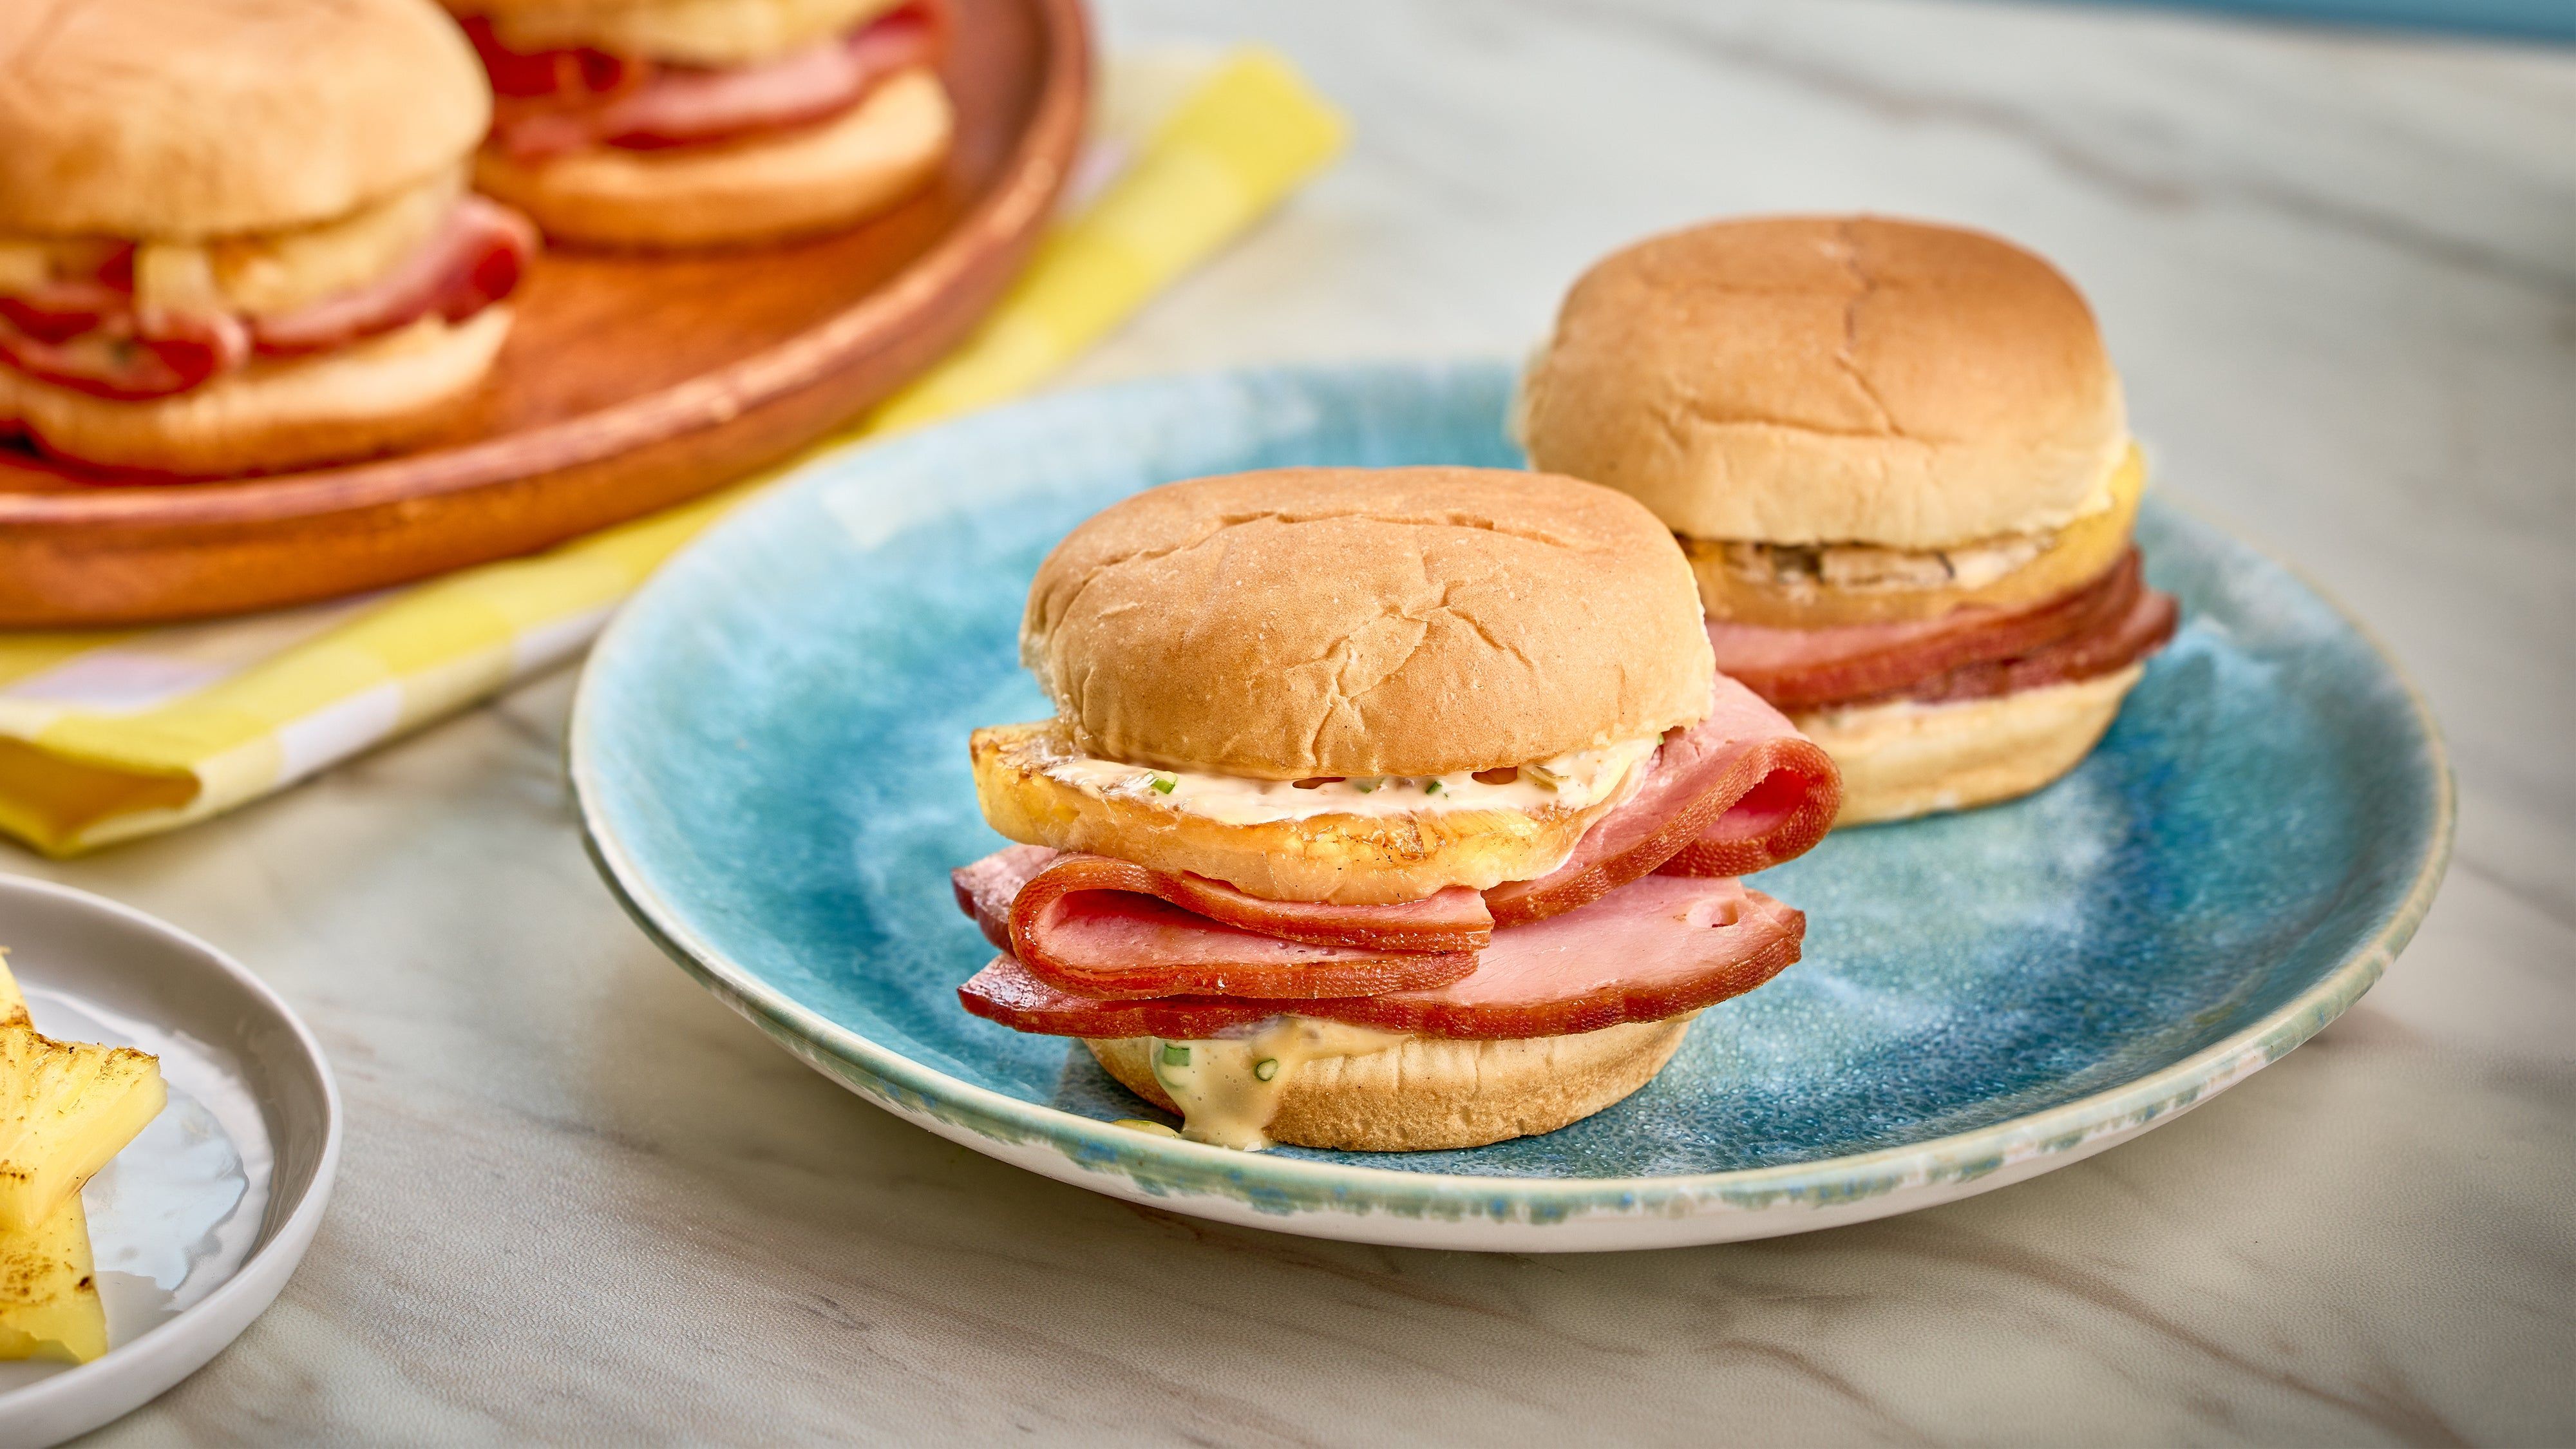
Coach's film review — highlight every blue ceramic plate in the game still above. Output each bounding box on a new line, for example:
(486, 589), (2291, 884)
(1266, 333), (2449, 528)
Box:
(571, 363), (2452, 1251)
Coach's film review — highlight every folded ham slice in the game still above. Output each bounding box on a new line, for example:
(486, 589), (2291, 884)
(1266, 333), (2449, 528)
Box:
(1866, 576), (2177, 708)
(479, 3), (945, 163)
(1322, 876), (1804, 1037)
(957, 875), (1804, 1040)
(953, 847), (1482, 999)
(1485, 675), (1839, 925)
(251, 198), (536, 357)
(0, 200), (533, 401)
(1706, 551), (2158, 711)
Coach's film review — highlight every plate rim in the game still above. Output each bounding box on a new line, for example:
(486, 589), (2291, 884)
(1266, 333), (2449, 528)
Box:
(567, 360), (2457, 1235)
(0, 873), (344, 1441)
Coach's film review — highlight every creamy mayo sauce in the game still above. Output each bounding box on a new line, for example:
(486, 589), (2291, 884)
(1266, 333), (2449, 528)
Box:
(1033, 733), (1660, 827)
(1148, 1018), (1410, 1150)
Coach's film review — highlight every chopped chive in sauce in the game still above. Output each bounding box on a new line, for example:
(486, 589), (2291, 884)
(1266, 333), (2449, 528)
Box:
(1354, 778), (1379, 793)
(1159, 1043), (1191, 1066)
(1423, 778), (1444, 795)
(1253, 1057), (1280, 1082)
(1150, 774), (1177, 795)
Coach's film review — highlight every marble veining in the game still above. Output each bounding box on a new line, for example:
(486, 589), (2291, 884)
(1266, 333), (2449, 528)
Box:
(8, 0), (2570, 1441)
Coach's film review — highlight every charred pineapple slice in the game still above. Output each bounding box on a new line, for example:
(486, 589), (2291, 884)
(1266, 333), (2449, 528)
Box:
(0, 1193), (106, 1363)
(0, 1029), (164, 1233)
(0, 953), (166, 1233)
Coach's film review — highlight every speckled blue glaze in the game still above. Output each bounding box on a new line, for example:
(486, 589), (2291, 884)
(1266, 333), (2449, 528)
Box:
(571, 361), (2451, 1242)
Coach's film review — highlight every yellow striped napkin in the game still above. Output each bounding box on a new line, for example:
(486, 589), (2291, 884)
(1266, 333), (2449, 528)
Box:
(0, 49), (1346, 857)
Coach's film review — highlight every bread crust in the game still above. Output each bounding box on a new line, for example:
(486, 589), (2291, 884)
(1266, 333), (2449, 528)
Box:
(471, 67), (952, 249)
(1, 308), (511, 476)
(1023, 467), (1714, 781)
(1520, 215), (2127, 551)
(1795, 664), (2145, 823)
(1086, 1017), (1694, 1151)
(0, 0), (488, 240)
(971, 720), (1627, 906)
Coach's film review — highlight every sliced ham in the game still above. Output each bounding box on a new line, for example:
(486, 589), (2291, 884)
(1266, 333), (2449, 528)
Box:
(998, 853), (1481, 999)
(251, 198), (537, 357)
(1886, 577), (2177, 707)
(958, 956), (1277, 1040)
(0, 305), (245, 401)
(956, 875), (1804, 1041)
(1486, 675), (1839, 926)
(481, 3), (945, 163)
(1322, 875), (1804, 1038)
(1707, 551), (2154, 711)
(1, 200), (533, 401)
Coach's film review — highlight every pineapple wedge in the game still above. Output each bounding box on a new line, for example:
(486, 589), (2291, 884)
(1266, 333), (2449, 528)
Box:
(0, 1193), (106, 1363)
(0, 1028), (164, 1233)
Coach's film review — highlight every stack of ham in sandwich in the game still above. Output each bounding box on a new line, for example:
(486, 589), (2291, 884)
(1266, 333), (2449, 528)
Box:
(447, 0), (952, 247)
(949, 467), (1843, 1151)
(0, 0), (536, 475)
(1520, 216), (2179, 823)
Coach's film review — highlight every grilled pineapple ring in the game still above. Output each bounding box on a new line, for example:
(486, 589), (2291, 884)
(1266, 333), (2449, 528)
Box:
(969, 721), (1633, 905)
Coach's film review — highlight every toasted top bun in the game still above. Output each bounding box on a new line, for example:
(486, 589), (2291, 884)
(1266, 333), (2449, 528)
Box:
(0, 0), (489, 241)
(1519, 216), (2128, 551)
(1022, 467), (1714, 781)
(461, 0), (911, 64)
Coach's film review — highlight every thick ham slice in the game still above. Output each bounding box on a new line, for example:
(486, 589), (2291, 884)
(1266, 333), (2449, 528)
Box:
(479, 3), (945, 163)
(1706, 551), (2156, 711)
(956, 849), (1482, 1000)
(0, 303), (245, 402)
(1485, 675), (1839, 926)
(1, 200), (533, 401)
(956, 875), (1804, 1041)
(251, 198), (536, 357)
(1866, 579), (2177, 708)
(1323, 876), (1804, 1038)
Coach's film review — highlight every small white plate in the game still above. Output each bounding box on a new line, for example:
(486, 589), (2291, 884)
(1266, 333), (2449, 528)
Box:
(0, 875), (339, 1447)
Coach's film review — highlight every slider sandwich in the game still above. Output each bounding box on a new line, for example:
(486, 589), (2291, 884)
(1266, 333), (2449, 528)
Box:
(0, 0), (536, 476)
(1519, 216), (2179, 822)
(448, 0), (954, 248)
(951, 468), (1844, 1151)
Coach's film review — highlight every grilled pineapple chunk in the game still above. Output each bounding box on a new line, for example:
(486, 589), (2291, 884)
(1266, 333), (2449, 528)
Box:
(0, 954), (167, 1233)
(0, 1028), (164, 1234)
(0, 1194), (106, 1363)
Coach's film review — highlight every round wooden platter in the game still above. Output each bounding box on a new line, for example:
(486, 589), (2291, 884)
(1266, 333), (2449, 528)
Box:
(0, 0), (1089, 628)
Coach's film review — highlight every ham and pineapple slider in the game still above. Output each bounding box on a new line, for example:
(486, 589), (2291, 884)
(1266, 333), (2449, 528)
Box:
(446, 0), (954, 247)
(0, 0), (536, 475)
(1519, 216), (2179, 823)
(951, 467), (1844, 1151)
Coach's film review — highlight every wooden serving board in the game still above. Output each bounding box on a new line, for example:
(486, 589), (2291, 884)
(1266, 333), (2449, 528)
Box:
(0, 0), (1088, 627)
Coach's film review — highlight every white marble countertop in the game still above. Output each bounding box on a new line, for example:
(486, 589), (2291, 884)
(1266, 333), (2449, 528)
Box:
(24, 0), (2575, 1441)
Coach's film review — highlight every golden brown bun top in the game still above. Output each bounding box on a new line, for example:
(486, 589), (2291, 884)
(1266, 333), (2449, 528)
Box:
(0, 0), (489, 240)
(1520, 215), (2128, 550)
(1023, 467), (1716, 781)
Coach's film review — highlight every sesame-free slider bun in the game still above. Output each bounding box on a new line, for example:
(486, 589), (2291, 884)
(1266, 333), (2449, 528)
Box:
(1794, 663), (2146, 824)
(1086, 1017), (1695, 1153)
(1519, 215), (2130, 552)
(471, 67), (954, 249)
(0, 309), (511, 477)
(0, 0), (491, 241)
(1021, 466), (1716, 782)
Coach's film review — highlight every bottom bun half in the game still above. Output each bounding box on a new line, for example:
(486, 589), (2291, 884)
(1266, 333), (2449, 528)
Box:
(1794, 663), (2146, 825)
(3, 308), (511, 477)
(1088, 1016), (1694, 1153)
(476, 68), (954, 249)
